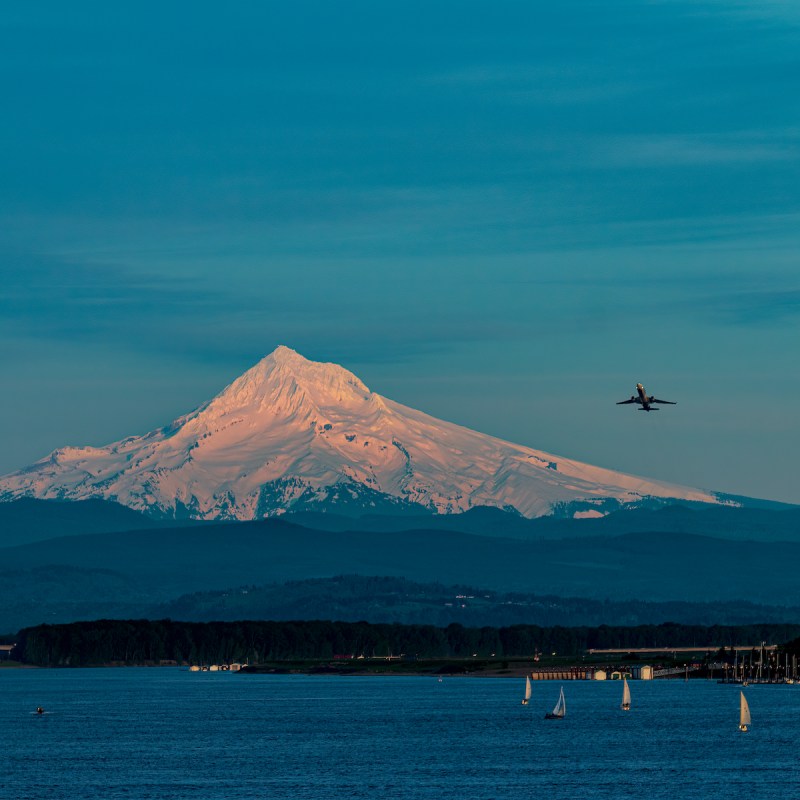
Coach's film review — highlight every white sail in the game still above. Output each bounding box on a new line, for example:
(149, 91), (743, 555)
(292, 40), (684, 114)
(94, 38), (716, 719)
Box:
(552, 686), (566, 717)
(544, 685), (566, 719)
(524, 676), (531, 701)
(740, 692), (751, 727)
(622, 677), (631, 709)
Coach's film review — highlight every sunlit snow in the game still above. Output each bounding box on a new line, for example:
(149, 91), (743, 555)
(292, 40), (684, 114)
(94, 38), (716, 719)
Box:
(0, 346), (719, 519)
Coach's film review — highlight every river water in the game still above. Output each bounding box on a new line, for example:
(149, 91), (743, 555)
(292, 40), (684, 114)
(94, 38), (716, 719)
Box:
(3, 668), (799, 799)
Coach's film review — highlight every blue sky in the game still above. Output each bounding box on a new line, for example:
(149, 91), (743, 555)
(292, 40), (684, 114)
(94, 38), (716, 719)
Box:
(1, 1), (799, 503)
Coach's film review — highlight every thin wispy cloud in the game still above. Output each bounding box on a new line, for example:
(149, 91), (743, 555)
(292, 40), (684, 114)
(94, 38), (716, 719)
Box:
(709, 288), (800, 326)
(0, 252), (216, 338)
(425, 63), (646, 106)
(679, 0), (800, 28)
(592, 131), (800, 169)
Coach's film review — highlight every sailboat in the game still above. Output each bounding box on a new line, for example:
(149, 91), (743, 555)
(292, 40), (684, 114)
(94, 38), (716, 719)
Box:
(739, 691), (751, 732)
(522, 675), (531, 705)
(544, 686), (566, 719)
(621, 677), (631, 711)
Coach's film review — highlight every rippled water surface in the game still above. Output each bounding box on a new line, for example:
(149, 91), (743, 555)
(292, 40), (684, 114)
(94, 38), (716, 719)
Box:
(4, 668), (799, 799)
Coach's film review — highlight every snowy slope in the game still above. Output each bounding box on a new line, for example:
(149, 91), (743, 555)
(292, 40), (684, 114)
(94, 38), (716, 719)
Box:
(0, 346), (721, 519)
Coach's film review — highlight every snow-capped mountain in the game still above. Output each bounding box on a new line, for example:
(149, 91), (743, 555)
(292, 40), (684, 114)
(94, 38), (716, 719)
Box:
(0, 346), (722, 519)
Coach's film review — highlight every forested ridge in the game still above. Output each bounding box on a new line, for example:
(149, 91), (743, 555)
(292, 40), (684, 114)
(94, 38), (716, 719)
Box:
(12, 619), (800, 667)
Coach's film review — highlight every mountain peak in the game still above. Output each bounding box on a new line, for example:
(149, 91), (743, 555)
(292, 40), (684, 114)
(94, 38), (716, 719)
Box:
(268, 345), (310, 368)
(272, 344), (300, 358)
(210, 347), (372, 416)
(267, 345), (368, 391)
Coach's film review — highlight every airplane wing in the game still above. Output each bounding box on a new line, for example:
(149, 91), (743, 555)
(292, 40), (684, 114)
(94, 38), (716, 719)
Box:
(616, 398), (637, 405)
(651, 398), (676, 404)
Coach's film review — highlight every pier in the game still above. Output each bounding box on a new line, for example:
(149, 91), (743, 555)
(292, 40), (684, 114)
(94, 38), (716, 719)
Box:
(530, 667), (596, 681)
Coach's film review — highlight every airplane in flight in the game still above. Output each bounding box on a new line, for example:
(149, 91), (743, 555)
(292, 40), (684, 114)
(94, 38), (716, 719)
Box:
(616, 383), (677, 412)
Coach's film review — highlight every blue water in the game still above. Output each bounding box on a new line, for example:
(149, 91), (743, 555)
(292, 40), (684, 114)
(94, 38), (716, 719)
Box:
(3, 668), (799, 800)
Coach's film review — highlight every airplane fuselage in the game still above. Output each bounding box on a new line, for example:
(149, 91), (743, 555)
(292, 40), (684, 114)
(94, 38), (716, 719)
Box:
(636, 383), (653, 411)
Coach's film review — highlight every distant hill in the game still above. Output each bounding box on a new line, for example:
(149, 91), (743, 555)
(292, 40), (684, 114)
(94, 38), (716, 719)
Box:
(1, 500), (798, 632)
(0, 564), (151, 631)
(6, 568), (799, 633)
(155, 574), (800, 629)
(1, 499), (797, 552)
(283, 503), (800, 543)
(0, 497), (196, 547)
(4, 515), (800, 617)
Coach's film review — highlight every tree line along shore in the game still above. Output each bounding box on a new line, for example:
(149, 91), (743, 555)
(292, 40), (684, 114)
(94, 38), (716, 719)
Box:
(5, 619), (800, 669)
